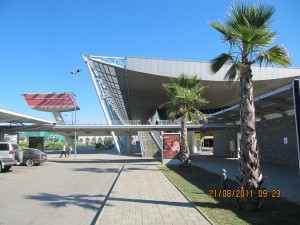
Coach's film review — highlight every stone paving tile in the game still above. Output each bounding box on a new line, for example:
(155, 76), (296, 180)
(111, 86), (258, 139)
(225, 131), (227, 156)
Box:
(97, 164), (211, 225)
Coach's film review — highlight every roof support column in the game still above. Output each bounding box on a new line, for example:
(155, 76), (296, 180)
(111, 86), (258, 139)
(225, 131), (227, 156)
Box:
(126, 135), (132, 153)
(189, 131), (197, 154)
(52, 111), (75, 151)
(293, 79), (300, 176)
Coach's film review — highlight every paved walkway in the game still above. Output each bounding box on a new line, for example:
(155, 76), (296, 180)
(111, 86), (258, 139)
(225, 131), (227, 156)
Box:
(47, 148), (211, 225)
(96, 164), (211, 225)
(45, 148), (300, 225)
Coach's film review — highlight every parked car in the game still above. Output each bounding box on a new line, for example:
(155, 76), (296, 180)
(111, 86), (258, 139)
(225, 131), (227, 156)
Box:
(22, 148), (47, 166)
(0, 142), (23, 172)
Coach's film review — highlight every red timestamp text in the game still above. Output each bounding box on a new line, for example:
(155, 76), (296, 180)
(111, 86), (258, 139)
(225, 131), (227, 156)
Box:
(209, 189), (281, 198)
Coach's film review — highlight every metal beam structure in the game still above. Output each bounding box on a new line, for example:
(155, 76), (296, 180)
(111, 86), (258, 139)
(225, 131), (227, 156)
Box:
(208, 83), (296, 124)
(83, 55), (131, 154)
(293, 79), (300, 176)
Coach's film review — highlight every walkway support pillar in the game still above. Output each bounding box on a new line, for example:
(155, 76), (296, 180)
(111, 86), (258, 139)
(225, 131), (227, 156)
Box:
(189, 131), (197, 154)
(126, 135), (132, 153)
(52, 112), (75, 150)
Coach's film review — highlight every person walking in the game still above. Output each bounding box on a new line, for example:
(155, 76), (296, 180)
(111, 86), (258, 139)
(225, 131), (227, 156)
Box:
(68, 145), (73, 158)
(60, 144), (67, 158)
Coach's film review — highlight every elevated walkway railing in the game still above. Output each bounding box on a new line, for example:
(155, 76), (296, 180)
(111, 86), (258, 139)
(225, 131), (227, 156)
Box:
(148, 119), (181, 125)
(62, 120), (141, 125)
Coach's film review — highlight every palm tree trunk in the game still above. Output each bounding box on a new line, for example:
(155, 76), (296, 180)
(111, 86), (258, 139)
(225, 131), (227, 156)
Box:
(238, 65), (263, 210)
(181, 114), (190, 161)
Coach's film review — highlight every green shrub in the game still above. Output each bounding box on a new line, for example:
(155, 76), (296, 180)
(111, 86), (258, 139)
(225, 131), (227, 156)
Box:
(19, 142), (29, 148)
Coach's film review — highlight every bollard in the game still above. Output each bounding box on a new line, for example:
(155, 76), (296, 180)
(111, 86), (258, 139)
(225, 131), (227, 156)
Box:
(221, 169), (227, 190)
(187, 158), (192, 173)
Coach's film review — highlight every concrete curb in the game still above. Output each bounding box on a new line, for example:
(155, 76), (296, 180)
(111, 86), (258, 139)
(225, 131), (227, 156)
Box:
(91, 164), (125, 225)
(158, 165), (215, 225)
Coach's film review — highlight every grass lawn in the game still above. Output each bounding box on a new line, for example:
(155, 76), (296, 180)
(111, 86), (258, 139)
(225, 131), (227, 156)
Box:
(158, 165), (300, 225)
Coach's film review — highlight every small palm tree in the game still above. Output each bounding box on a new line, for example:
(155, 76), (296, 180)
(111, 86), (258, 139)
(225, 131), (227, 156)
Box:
(160, 74), (208, 163)
(209, 1), (291, 210)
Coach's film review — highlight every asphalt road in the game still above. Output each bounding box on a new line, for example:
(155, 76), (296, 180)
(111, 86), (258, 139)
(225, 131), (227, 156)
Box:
(0, 156), (122, 225)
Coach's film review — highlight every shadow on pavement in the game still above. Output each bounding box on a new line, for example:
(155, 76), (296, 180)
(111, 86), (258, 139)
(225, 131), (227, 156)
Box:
(26, 193), (105, 211)
(73, 167), (120, 173)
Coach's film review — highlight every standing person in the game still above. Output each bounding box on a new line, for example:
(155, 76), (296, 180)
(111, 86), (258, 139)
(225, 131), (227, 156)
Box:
(68, 145), (73, 158)
(60, 144), (67, 158)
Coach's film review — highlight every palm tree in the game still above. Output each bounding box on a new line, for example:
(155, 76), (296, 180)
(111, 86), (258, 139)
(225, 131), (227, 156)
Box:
(160, 74), (208, 164)
(209, 1), (291, 210)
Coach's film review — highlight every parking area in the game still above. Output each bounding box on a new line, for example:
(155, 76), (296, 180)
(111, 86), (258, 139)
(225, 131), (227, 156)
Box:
(0, 152), (123, 225)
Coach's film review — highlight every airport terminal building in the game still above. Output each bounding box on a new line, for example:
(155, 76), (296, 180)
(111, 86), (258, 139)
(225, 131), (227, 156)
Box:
(83, 55), (300, 167)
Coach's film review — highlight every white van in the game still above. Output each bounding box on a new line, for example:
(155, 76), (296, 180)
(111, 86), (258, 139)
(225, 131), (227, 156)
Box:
(0, 142), (23, 172)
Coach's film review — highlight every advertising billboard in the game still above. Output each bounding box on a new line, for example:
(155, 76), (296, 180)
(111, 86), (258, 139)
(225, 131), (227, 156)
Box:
(163, 133), (180, 159)
(22, 93), (79, 112)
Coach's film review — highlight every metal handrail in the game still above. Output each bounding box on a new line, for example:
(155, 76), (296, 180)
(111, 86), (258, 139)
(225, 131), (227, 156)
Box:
(149, 131), (163, 152)
(62, 120), (141, 125)
(91, 56), (126, 67)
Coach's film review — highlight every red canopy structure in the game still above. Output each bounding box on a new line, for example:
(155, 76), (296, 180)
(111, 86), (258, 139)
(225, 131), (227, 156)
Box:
(22, 93), (79, 112)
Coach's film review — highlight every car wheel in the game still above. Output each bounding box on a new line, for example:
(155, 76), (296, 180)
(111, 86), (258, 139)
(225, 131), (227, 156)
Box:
(3, 166), (11, 172)
(0, 163), (2, 172)
(26, 159), (34, 167)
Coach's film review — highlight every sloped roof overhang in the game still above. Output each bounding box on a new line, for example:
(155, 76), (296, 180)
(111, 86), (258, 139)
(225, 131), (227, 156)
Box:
(208, 82), (295, 124)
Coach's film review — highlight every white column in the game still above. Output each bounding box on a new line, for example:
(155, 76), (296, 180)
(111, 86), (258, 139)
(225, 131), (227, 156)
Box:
(126, 135), (132, 153)
(189, 131), (197, 154)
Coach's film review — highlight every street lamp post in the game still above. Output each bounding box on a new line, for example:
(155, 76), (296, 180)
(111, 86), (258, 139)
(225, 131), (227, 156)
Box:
(70, 69), (81, 159)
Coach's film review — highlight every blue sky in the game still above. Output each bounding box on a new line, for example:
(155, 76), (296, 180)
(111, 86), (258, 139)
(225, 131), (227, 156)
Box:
(0, 0), (299, 123)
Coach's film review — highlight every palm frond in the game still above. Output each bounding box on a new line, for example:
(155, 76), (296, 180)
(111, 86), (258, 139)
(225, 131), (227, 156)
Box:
(159, 101), (172, 109)
(248, 30), (277, 46)
(228, 1), (275, 30)
(209, 21), (236, 45)
(193, 109), (207, 123)
(187, 111), (199, 124)
(224, 63), (239, 82)
(210, 53), (233, 74)
(256, 44), (291, 67)
(161, 74), (208, 123)
(209, 21), (229, 39)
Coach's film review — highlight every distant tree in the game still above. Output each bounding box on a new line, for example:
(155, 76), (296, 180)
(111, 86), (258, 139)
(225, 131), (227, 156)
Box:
(109, 137), (114, 144)
(85, 137), (90, 146)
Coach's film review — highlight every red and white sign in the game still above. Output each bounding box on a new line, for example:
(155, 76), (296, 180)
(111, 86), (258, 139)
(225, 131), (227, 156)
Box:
(163, 133), (181, 159)
(22, 93), (79, 112)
